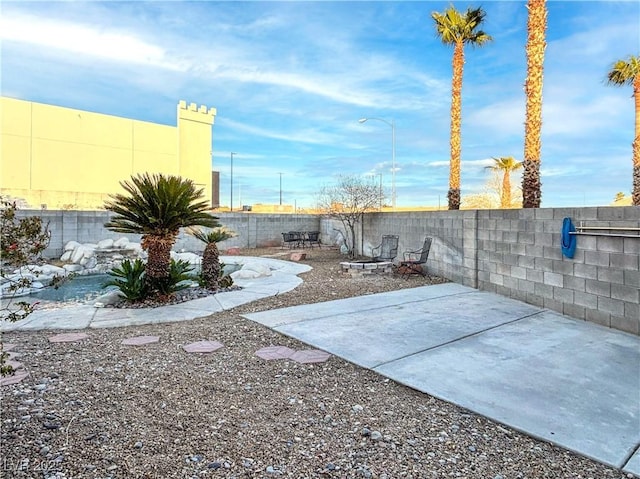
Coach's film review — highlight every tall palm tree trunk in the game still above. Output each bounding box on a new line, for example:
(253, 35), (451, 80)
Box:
(449, 41), (464, 210)
(522, 0), (547, 208)
(501, 172), (512, 208)
(201, 242), (221, 291)
(633, 75), (640, 206)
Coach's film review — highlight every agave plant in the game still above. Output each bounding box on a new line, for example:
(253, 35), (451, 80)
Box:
(190, 226), (237, 291)
(104, 173), (219, 295)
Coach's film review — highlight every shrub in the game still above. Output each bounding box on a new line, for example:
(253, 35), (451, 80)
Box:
(103, 259), (147, 301)
(151, 259), (194, 296)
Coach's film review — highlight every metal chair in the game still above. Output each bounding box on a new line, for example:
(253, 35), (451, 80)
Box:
(399, 237), (432, 278)
(371, 234), (399, 262)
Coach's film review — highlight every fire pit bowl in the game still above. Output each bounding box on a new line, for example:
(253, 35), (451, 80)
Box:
(339, 260), (394, 278)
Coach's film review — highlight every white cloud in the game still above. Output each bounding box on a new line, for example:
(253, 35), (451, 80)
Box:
(0, 14), (181, 71)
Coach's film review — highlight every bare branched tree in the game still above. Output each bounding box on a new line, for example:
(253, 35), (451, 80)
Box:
(316, 175), (384, 257)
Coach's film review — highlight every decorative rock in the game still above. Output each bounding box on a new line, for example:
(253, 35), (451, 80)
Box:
(64, 240), (81, 251)
(121, 336), (160, 346)
(370, 431), (383, 441)
(182, 340), (224, 353)
(226, 247), (241, 255)
(255, 346), (296, 360)
(63, 264), (84, 273)
(113, 237), (130, 248)
(96, 239), (115, 249)
(289, 349), (331, 364)
(48, 333), (90, 343)
(289, 252), (306, 261)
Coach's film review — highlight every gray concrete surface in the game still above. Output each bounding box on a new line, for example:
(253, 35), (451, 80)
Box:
(243, 283), (640, 476)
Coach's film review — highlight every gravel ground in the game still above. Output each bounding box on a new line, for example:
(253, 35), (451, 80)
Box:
(0, 247), (631, 479)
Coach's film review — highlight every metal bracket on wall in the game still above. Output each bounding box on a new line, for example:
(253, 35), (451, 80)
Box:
(569, 222), (640, 238)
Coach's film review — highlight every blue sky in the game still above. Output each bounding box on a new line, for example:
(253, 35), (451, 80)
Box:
(1, 1), (638, 208)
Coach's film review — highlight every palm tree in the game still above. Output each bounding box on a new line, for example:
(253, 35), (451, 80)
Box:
(432, 5), (492, 210)
(607, 55), (640, 206)
(104, 173), (219, 293)
(190, 226), (237, 291)
(522, 0), (548, 208)
(485, 156), (523, 208)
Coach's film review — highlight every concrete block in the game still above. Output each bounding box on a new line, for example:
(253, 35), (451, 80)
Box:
(534, 282), (553, 297)
(625, 302), (640, 321)
(526, 269), (543, 283)
(525, 244), (544, 257)
(517, 231), (535, 244)
(526, 292), (545, 308)
(596, 267), (624, 285)
(517, 279), (535, 294)
(534, 232), (554, 247)
(624, 270), (640, 288)
(584, 251), (610, 267)
(535, 257), (554, 272)
(489, 272), (504, 286)
(543, 246), (562, 260)
(585, 309), (611, 328)
(510, 243), (526, 255)
(596, 236), (624, 253)
(518, 255), (535, 269)
(585, 279), (611, 297)
(610, 316), (639, 336)
(510, 266), (527, 280)
(553, 286), (574, 303)
(597, 297), (625, 316)
(574, 291), (598, 309)
(610, 252), (639, 271)
(563, 275), (585, 292)
(543, 297), (563, 313)
(543, 271), (563, 287)
(573, 263), (598, 280)
(502, 253), (519, 266)
(551, 259), (573, 275)
(624, 238), (640, 254)
(563, 303), (586, 320)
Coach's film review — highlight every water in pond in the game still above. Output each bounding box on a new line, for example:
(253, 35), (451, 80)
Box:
(31, 275), (116, 303)
(30, 263), (242, 303)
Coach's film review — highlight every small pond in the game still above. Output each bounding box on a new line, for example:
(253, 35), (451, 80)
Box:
(30, 263), (242, 303)
(31, 274), (116, 303)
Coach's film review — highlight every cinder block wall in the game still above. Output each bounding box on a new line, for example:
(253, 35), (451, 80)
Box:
(355, 206), (639, 335)
(19, 210), (321, 257)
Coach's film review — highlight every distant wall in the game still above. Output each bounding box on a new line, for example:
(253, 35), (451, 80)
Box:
(15, 207), (639, 336)
(1, 97), (216, 208)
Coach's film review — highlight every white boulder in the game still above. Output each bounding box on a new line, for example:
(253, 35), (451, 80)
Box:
(113, 237), (130, 248)
(97, 239), (114, 249)
(64, 240), (81, 251)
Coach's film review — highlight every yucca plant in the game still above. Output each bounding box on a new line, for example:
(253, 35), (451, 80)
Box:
(104, 173), (220, 295)
(190, 226), (237, 291)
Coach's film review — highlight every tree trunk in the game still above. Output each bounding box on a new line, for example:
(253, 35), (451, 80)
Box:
(448, 41), (464, 210)
(502, 171), (511, 208)
(522, 0), (547, 208)
(141, 234), (176, 291)
(632, 76), (640, 206)
(201, 242), (221, 291)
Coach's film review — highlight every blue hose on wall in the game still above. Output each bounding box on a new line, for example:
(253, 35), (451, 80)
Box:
(561, 217), (577, 259)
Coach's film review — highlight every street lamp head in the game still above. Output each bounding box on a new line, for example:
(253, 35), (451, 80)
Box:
(358, 118), (368, 124)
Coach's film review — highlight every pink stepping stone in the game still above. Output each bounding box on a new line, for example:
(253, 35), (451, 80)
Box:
(121, 335), (160, 346)
(1, 343), (17, 351)
(48, 333), (90, 343)
(0, 370), (29, 386)
(183, 341), (224, 353)
(255, 346), (296, 361)
(5, 360), (23, 370)
(289, 349), (332, 364)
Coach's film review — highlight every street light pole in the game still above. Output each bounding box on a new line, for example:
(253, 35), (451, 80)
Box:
(358, 117), (396, 210)
(230, 152), (236, 211)
(278, 172), (283, 205)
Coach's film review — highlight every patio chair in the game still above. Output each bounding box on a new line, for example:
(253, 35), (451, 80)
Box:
(305, 231), (321, 248)
(399, 237), (432, 278)
(281, 232), (302, 248)
(371, 234), (399, 262)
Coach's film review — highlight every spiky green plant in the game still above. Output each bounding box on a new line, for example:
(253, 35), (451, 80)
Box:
(104, 173), (219, 295)
(190, 226), (237, 291)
